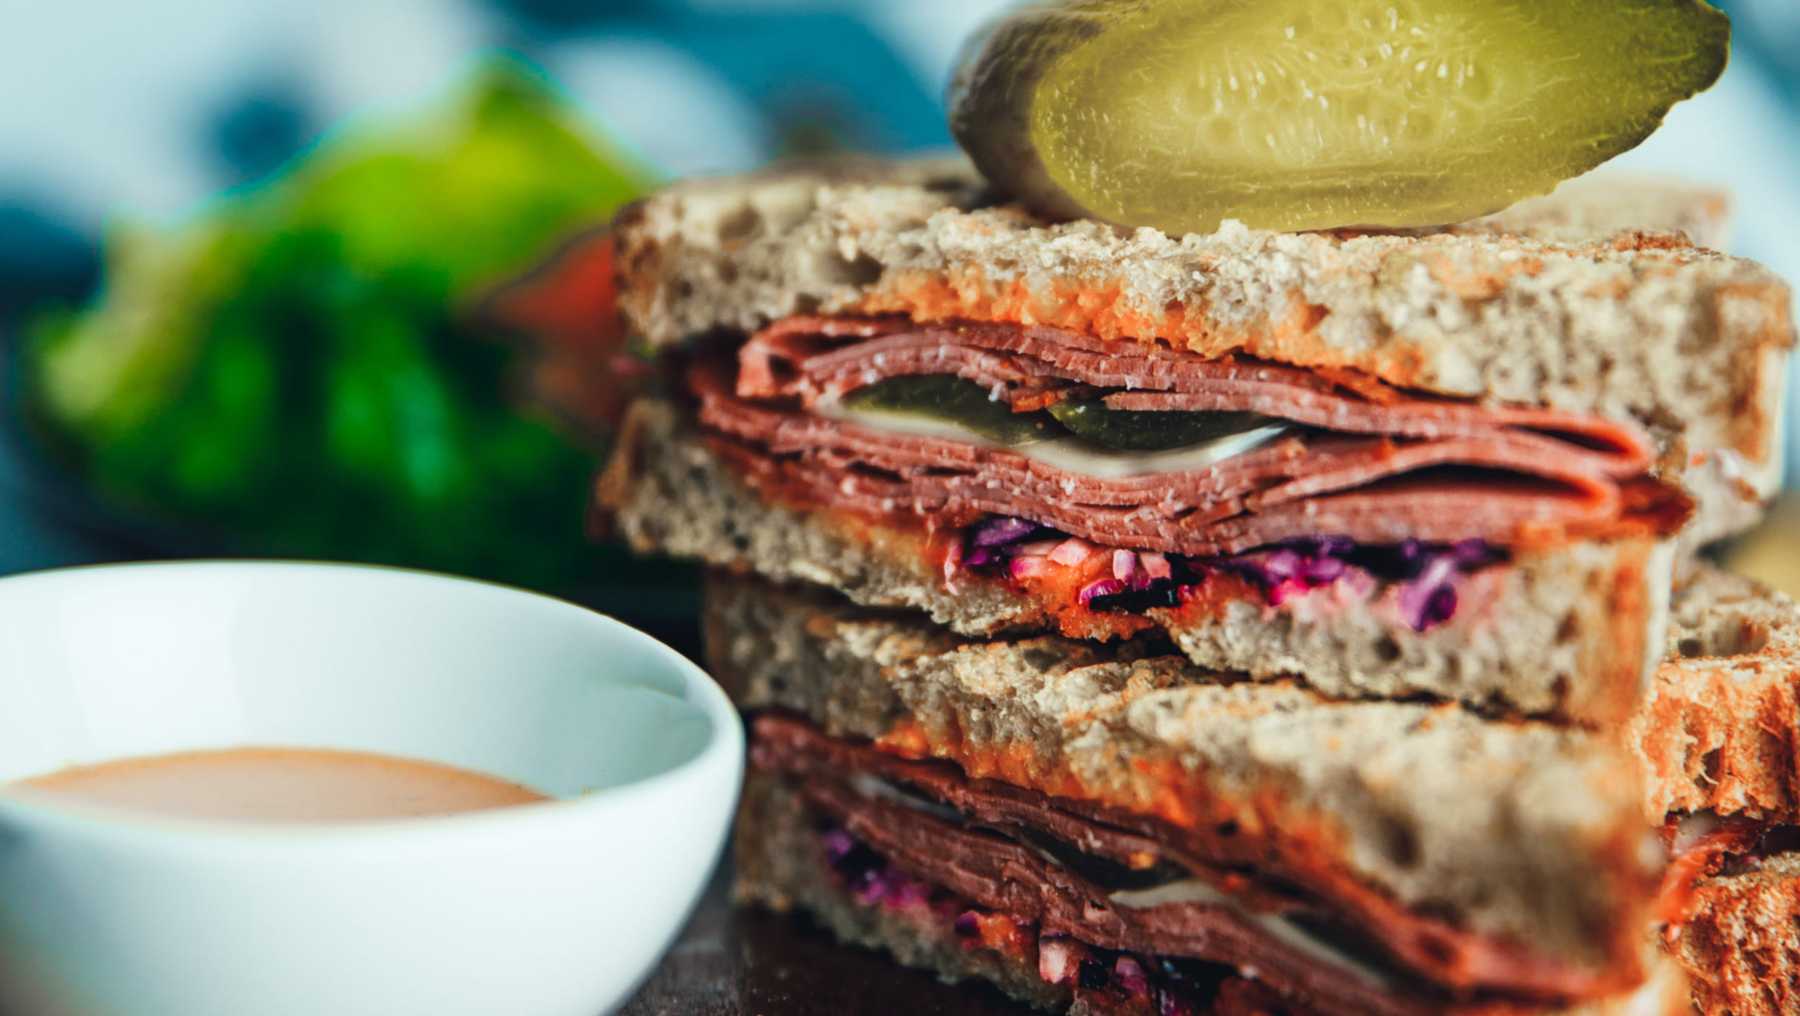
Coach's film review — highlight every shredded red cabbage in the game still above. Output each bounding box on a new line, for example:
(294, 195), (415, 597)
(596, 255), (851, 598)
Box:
(823, 824), (932, 908)
(1114, 955), (1152, 998)
(957, 518), (1504, 632)
(971, 516), (1045, 548)
(1078, 578), (1128, 606)
(819, 824), (1211, 1012)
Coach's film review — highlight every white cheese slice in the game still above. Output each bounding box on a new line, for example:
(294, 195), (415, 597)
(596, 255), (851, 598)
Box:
(848, 773), (964, 823)
(1110, 880), (1392, 987)
(850, 765), (1396, 991)
(823, 402), (1291, 479)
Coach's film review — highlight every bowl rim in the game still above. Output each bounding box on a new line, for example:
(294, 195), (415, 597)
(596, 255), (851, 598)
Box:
(0, 559), (743, 849)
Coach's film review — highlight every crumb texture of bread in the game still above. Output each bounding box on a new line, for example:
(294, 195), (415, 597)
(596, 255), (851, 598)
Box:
(1634, 566), (1800, 822)
(607, 397), (1668, 723)
(612, 157), (1793, 483)
(1668, 854), (1800, 1016)
(705, 573), (1659, 976)
(737, 771), (1687, 1016)
(1162, 536), (1669, 726)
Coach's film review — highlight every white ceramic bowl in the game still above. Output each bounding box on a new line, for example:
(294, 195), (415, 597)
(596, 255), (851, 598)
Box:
(0, 561), (742, 1016)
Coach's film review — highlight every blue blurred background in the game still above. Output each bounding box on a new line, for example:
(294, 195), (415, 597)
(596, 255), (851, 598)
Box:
(2, 0), (1797, 598)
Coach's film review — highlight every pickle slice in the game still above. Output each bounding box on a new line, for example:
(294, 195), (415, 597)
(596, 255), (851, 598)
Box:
(951, 0), (1729, 233)
(1048, 398), (1276, 451)
(841, 376), (1057, 446)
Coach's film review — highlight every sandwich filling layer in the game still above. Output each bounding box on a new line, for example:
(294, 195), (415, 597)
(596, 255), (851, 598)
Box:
(752, 712), (1630, 1010)
(1660, 812), (1800, 927)
(689, 315), (1686, 635)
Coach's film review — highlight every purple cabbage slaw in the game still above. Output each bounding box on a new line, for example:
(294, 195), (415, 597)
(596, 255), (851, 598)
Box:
(959, 517), (1504, 632)
(822, 823), (1204, 1013)
(823, 826), (934, 910)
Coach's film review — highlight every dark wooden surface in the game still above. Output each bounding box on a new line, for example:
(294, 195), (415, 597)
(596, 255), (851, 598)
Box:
(620, 854), (1028, 1016)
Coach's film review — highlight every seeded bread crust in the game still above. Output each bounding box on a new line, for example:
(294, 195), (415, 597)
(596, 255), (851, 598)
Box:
(704, 573), (1659, 980)
(605, 397), (1671, 723)
(1665, 854), (1800, 1016)
(611, 156), (1793, 534)
(1633, 566), (1800, 823)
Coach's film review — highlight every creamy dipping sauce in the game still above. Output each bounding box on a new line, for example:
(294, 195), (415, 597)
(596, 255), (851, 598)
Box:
(6, 747), (548, 822)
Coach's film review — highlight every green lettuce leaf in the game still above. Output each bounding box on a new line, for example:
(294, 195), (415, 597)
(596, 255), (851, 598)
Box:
(25, 56), (668, 594)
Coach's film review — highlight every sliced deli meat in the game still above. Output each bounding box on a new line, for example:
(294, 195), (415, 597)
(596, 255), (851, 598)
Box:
(737, 316), (1656, 465)
(692, 348), (1678, 556)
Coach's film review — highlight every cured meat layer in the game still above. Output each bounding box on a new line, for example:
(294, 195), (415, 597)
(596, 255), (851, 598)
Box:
(737, 316), (1654, 463)
(694, 338), (1679, 556)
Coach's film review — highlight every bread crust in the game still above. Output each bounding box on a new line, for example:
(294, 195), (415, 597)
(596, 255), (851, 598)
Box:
(605, 397), (1670, 723)
(611, 157), (1792, 527)
(1634, 566), (1800, 823)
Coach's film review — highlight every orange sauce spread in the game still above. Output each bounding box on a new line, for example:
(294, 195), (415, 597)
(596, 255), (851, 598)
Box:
(875, 718), (1210, 832)
(859, 272), (1396, 389)
(963, 911), (1034, 960)
(1006, 551), (1157, 642)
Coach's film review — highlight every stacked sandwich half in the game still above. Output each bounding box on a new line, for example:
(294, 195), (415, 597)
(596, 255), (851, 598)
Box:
(1634, 565), (1800, 1016)
(591, 160), (1795, 1015)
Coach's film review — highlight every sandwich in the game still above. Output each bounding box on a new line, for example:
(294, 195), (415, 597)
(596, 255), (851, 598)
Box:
(708, 563), (1800, 1016)
(565, 8), (1792, 1011)
(597, 159), (1794, 725)
(1634, 565), (1800, 1016)
(708, 571), (1684, 1015)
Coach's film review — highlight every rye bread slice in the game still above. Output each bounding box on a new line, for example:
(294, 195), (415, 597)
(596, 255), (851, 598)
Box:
(1665, 852), (1800, 1016)
(1634, 565), (1800, 823)
(1624, 566), (1800, 1014)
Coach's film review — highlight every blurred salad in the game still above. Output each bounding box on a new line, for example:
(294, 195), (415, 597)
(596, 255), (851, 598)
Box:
(21, 58), (661, 593)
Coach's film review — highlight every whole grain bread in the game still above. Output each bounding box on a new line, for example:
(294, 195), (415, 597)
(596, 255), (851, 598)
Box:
(1665, 853), (1800, 1016)
(736, 770), (1690, 1016)
(610, 157), (1793, 533)
(1626, 566), (1800, 1015)
(704, 573), (1660, 983)
(1634, 565), (1800, 822)
(605, 398), (1672, 723)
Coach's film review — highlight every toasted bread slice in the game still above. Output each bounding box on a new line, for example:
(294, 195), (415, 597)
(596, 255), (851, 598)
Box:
(704, 572), (1661, 998)
(1635, 565), (1800, 823)
(1626, 565), (1800, 1013)
(612, 398), (1673, 724)
(1665, 853), (1800, 1016)
(611, 158), (1792, 549)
